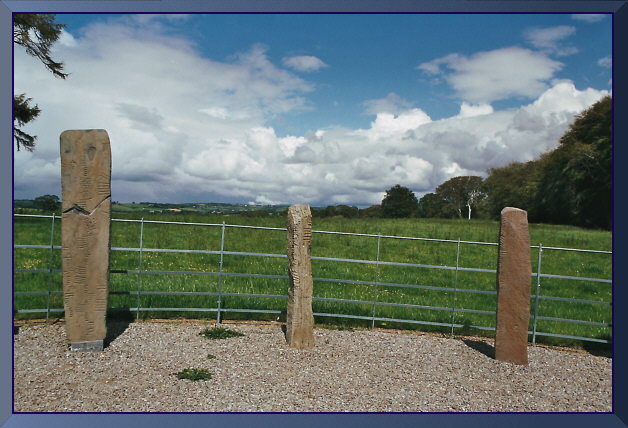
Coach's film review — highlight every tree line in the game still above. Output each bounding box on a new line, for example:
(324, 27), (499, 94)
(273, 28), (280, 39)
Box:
(316, 96), (611, 230)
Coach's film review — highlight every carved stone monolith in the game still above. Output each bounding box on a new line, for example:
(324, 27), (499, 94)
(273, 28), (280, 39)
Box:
(60, 130), (111, 352)
(495, 207), (532, 365)
(285, 204), (315, 349)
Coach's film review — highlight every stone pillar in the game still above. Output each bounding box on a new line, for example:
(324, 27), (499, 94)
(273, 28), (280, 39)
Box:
(285, 204), (315, 349)
(60, 130), (111, 352)
(495, 207), (532, 365)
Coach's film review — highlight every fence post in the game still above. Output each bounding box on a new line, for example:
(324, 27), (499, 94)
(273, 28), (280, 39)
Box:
(136, 218), (144, 320)
(46, 213), (56, 323)
(216, 221), (225, 324)
(532, 244), (543, 345)
(371, 233), (381, 329)
(450, 238), (461, 336)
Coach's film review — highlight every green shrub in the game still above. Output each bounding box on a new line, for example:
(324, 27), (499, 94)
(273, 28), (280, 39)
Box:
(174, 368), (212, 381)
(199, 326), (245, 340)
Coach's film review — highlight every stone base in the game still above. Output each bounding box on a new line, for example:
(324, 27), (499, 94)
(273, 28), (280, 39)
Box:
(70, 340), (104, 352)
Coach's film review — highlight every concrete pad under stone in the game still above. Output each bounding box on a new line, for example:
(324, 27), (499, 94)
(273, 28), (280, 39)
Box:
(285, 204), (315, 349)
(60, 130), (111, 351)
(495, 207), (532, 365)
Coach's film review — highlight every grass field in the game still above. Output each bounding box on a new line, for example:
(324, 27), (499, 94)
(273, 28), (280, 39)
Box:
(13, 211), (612, 348)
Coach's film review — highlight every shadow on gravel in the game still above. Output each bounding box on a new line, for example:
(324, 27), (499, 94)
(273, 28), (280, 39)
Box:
(583, 341), (612, 358)
(105, 309), (134, 348)
(462, 339), (495, 359)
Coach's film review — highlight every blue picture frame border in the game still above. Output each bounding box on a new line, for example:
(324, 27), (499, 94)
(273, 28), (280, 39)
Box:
(2, 1), (626, 427)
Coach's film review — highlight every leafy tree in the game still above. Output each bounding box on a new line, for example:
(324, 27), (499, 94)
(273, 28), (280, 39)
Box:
(381, 185), (419, 218)
(14, 14), (68, 151)
(34, 194), (60, 212)
(358, 205), (382, 218)
(417, 193), (452, 218)
(315, 205), (359, 218)
(482, 161), (543, 220)
(534, 96), (611, 229)
(435, 176), (485, 219)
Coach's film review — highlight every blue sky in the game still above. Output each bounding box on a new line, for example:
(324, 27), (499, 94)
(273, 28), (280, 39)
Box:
(14, 13), (611, 206)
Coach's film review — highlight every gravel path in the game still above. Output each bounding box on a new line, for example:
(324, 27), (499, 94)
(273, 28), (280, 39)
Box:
(13, 320), (612, 413)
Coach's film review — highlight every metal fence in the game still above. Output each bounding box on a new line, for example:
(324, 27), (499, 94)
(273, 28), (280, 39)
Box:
(13, 213), (612, 344)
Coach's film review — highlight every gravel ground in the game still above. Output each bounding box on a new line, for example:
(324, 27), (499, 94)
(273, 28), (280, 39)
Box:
(13, 320), (612, 413)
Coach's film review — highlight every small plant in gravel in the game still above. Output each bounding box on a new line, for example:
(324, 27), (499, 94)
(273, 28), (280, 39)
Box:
(199, 326), (245, 340)
(174, 368), (212, 381)
(206, 353), (216, 359)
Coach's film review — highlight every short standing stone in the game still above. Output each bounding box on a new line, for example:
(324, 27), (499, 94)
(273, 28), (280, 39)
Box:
(285, 204), (315, 349)
(495, 207), (532, 365)
(60, 130), (111, 352)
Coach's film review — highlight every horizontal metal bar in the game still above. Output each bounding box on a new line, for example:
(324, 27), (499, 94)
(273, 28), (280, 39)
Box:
(222, 272), (289, 280)
(314, 296), (494, 315)
(223, 224), (286, 232)
(541, 246), (612, 254)
(118, 307), (282, 315)
(14, 245), (61, 250)
(110, 290), (287, 300)
(15, 308), (64, 314)
(223, 251), (287, 258)
(313, 229), (499, 246)
(15, 269), (62, 274)
(537, 295), (611, 306)
(312, 255), (496, 273)
(534, 315), (611, 327)
(111, 269), (218, 275)
(14, 291), (62, 296)
(313, 276), (497, 296)
(14, 214), (58, 219)
(115, 218), (223, 227)
(111, 247), (221, 255)
(538, 273), (612, 283)
(110, 269), (289, 281)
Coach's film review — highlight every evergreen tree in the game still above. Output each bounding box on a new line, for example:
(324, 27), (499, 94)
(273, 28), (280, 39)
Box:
(14, 14), (68, 151)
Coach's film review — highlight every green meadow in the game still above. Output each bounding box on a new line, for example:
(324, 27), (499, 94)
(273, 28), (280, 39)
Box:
(13, 212), (612, 348)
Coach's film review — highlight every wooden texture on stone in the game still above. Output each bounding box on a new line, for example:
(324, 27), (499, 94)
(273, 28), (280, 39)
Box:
(60, 130), (111, 349)
(285, 204), (315, 349)
(495, 207), (532, 365)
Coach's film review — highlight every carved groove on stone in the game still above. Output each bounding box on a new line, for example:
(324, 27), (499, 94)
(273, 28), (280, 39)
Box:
(60, 130), (111, 351)
(285, 204), (315, 349)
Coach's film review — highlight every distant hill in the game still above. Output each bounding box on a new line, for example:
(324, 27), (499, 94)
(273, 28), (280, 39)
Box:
(14, 199), (289, 216)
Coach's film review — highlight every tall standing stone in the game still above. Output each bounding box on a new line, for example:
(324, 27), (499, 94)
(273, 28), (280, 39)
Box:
(60, 130), (111, 352)
(286, 204), (315, 349)
(495, 207), (532, 365)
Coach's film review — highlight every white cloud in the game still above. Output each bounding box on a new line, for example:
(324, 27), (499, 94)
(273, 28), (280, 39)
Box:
(571, 14), (606, 23)
(457, 102), (494, 118)
(57, 30), (77, 47)
(418, 47), (563, 103)
(14, 18), (609, 208)
(282, 55), (328, 72)
(523, 26), (578, 56)
(598, 56), (612, 68)
(363, 93), (413, 115)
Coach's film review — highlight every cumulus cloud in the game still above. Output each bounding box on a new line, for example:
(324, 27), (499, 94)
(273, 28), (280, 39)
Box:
(14, 19), (609, 208)
(417, 47), (563, 103)
(523, 26), (578, 56)
(571, 14), (606, 23)
(282, 55), (328, 72)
